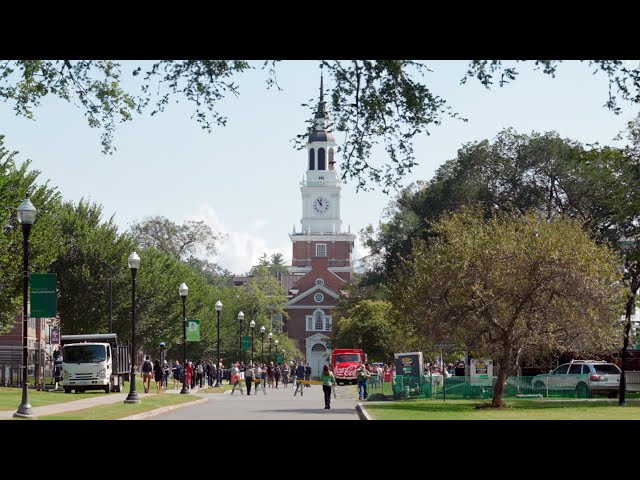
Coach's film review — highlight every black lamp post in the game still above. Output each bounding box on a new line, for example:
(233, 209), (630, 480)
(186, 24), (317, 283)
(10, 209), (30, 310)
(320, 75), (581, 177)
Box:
(124, 251), (141, 404)
(618, 238), (637, 406)
(179, 282), (189, 394)
(275, 339), (279, 363)
(238, 311), (244, 367)
(14, 198), (36, 419)
(269, 332), (273, 363)
(214, 300), (222, 387)
(250, 320), (256, 365)
(281, 347), (285, 364)
(108, 266), (113, 333)
(260, 326), (265, 364)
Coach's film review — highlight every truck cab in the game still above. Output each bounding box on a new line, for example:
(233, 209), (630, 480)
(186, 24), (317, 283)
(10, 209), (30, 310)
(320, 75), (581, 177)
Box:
(61, 333), (129, 394)
(331, 348), (364, 385)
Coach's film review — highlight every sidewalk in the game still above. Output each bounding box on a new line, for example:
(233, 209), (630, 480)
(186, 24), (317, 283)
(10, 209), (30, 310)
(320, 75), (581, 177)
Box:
(0, 384), (205, 419)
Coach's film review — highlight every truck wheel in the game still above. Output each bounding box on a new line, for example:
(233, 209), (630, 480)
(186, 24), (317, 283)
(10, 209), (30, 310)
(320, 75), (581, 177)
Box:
(64, 387), (71, 394)
(104, 385), (110, 394)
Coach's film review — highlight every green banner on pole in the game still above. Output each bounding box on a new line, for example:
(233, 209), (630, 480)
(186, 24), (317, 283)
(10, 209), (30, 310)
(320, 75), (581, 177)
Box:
(276, 354), (283, 364)
(30, 273), (57, 318)
(186, 320), (201, 342)
(241, 335), (251, 351)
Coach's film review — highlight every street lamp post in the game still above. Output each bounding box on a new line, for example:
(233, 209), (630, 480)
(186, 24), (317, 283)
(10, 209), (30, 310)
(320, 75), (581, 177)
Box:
(14, 198), (36, 419)
(250, 320), (256, 365)
(260, 326), (265, 364)
(269, 332), (273, 363)
(238, 311), (244, 367)
(179, 283), (189, 394)
(618, 238), (637, 406)
(107, 267), (113, 332)
(214, 300), (222, 387)
(124, 251), (141, 404)
(282, 347), (285, 363)
(274, 339), (279, 364)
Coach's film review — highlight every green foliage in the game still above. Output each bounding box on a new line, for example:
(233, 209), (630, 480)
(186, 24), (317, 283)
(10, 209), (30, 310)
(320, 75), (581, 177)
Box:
(332, 299), (405, 361)
(129, 215), (223, 261)
(48, 199), (135, 336)
(0, 137), (62, 332)
(4, 60), (640, 190)
(394, 210), (626, 406)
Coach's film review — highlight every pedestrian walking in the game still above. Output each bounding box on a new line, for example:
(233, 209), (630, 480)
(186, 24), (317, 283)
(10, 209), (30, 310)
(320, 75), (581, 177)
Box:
(173, 361), (182, 389)
(274, 364), (281, 388)
(245, 363), (255, 395)
(321, 365), (337, 409)
(282, 363), (290, 388)
(141, 355), (153, 393)
(304, 363), (311, 387)
(153, 359), (163, 394)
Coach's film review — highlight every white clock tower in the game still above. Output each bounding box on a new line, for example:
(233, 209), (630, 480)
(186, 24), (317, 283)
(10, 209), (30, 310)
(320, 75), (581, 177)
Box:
(288, 73), (355, 276)
(300, 74), (342, 235)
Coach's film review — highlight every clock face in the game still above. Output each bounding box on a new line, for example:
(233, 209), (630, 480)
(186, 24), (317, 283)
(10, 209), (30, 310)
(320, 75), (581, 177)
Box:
(312, 196), (330, 214)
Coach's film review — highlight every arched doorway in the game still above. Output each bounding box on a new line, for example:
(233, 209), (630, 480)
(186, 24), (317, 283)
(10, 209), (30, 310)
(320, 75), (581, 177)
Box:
(309, 342), (327, 378)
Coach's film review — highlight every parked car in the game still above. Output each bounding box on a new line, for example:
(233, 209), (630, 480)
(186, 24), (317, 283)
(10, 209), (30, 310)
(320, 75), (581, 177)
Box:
(531, 361), (621, 397)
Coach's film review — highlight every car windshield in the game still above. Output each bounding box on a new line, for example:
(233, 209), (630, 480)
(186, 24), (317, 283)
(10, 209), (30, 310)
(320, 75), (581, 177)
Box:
(64, 345), (106, 363)
(336, 354), (360, 363)
(594, 364), (621, 375)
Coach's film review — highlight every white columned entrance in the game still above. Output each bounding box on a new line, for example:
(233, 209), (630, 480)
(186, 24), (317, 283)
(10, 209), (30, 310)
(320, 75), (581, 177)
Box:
(305, 333), (330, 378)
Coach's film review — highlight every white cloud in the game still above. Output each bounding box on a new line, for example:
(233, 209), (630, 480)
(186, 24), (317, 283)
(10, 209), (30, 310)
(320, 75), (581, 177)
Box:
(254, 219), (268, 230)
(186, 204), (290, 274)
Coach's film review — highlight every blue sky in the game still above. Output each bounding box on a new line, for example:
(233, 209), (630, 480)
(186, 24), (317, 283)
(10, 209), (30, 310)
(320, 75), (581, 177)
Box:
(1, 60), (638, 274)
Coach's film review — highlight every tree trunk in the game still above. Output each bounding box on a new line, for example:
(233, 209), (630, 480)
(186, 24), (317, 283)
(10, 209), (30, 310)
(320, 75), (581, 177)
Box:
(491, 342), (513, 408)
(619, 293), (635, 406)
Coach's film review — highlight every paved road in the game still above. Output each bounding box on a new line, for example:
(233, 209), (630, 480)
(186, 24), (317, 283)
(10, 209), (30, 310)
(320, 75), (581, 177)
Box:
(153, 383), (360, 420)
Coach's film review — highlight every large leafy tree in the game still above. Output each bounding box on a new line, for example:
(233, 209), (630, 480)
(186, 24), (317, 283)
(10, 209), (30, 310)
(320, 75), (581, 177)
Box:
(49, 199), (135, 336)
(2, 60), (640, 191)
(363, 127), (640, 399)
(394, 210), (626, 408)
(129, 215), (223, 261)
(0, 137), (62, 333)
(331, 299), (405, 362)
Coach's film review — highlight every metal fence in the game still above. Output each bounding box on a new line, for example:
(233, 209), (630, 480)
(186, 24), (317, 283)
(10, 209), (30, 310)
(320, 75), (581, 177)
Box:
(387, 375), (599, 400)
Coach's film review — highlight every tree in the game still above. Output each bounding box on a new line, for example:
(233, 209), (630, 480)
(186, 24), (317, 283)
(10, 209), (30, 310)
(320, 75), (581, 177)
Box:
(0, 137), (62, 333)
(3, 60), (640, 191)
(331, 299), (405, 361)
(129, 215), (223, 261)
(394, 210), (626, 408)
(49, 199), (135, 336)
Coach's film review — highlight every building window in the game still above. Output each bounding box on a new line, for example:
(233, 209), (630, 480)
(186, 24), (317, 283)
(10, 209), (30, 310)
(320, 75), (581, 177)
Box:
(314, 293), (324, 303)
(315, 278), (324, 286)
(309, 148), (315, 170)
(328, 148), (335, 170)
(315, 310), (324, 330)
(306, 316), (313, 331)
(325, 316), (332, 331)
(316, 244), (326, 257)
(312, 343), (326, 352)
(318, 148), (326, 170)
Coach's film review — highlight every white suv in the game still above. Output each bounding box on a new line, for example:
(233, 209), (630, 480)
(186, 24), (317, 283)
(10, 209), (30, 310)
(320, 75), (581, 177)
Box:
(531, 361), (621, 397)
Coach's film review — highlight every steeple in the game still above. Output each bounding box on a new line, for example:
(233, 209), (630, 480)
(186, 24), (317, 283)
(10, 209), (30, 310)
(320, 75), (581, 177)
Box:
(310, 66), (334, 143)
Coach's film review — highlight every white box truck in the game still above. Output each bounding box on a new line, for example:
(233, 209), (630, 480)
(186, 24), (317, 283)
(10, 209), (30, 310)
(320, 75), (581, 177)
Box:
(60, 333), (129, 394)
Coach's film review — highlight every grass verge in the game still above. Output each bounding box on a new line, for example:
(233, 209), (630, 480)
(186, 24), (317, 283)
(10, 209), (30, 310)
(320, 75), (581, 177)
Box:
(364, 398), (640, 420)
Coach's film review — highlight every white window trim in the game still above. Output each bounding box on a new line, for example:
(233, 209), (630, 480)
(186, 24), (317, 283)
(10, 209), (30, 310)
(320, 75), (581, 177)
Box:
(314, 293), (324, 303)
(316, 243), (327, 257)
(306, 310), (332, 332)
(315, 278), (325, 286)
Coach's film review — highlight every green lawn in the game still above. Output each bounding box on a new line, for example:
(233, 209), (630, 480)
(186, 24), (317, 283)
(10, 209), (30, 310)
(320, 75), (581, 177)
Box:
(365, 398), (640, 420)
(0, 387), (93, 411)
(38, 393), (200, 420)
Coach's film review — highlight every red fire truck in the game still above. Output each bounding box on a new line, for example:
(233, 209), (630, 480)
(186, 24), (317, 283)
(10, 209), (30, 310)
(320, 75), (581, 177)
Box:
(331, 348), (364, 385)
